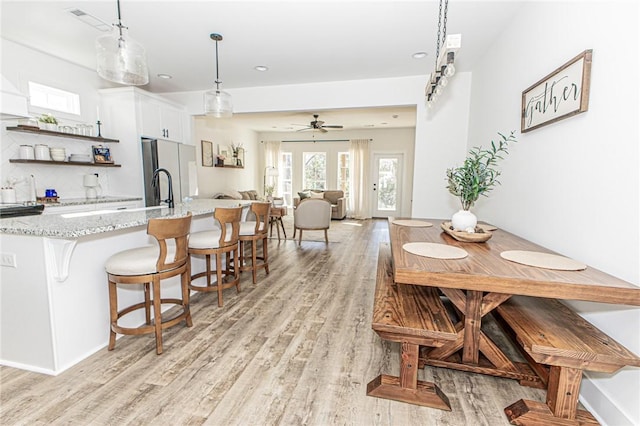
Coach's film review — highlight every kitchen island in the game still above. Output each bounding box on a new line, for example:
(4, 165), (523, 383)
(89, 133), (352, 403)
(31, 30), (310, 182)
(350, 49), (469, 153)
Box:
(0, 199), (250, 375)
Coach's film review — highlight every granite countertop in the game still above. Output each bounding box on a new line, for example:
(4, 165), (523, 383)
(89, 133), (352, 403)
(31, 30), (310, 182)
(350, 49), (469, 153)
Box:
(41, 196), (143, 207)
(0, 199), (250, 238)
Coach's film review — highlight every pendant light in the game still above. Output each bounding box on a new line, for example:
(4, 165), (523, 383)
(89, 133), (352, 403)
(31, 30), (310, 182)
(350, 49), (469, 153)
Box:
(204, 33), (233, 118)
(96, 0), (149, 86)
(425, 0), (461, 108)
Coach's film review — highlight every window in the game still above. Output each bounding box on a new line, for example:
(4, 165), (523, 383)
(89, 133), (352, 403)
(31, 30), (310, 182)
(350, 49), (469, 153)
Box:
(302, 152), (326, 190)
(28, 81), (81, 115)
(337, 152), (350, 201)
(280, 152), (293, 206)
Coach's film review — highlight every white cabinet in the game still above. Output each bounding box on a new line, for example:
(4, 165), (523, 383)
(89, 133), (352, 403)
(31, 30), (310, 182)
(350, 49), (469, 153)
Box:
(138, 94), (186, 143)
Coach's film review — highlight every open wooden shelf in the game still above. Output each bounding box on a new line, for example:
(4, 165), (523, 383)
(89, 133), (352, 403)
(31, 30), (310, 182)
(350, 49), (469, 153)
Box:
(9, 159), (121, 168)
(6, 126), (119, 143)
(215, 164), (244, 169)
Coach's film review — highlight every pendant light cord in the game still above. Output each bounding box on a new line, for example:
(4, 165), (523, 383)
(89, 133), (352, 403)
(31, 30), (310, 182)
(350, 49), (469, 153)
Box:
(215, 39), (221, 91)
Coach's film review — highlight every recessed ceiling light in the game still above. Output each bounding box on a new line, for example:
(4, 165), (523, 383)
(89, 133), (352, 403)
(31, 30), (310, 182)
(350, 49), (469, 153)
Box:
(380, 122), (388, 125)
(157, 74), (172, 79)
(364, 124), (375, 128)
(254, 66), (269, 72)
(412, 52), (428, 59)
(392, 114), (399, 119)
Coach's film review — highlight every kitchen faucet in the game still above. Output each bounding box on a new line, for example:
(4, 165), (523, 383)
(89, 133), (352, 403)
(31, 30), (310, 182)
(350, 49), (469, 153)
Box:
(151, 168), (175, 208)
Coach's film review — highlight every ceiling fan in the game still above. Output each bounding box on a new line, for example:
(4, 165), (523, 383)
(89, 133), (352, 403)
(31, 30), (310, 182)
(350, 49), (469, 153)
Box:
(295, 114), (344, 133)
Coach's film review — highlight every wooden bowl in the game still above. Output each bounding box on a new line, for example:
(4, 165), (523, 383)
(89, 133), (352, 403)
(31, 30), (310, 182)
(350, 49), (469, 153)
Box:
(440, 221), (493, 243)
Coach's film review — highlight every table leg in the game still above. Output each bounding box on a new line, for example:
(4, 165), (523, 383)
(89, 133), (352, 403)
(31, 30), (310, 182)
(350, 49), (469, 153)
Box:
(279, 217), (287, 239)
(462, 290), (482, 364)
(367, 341), (451, 410)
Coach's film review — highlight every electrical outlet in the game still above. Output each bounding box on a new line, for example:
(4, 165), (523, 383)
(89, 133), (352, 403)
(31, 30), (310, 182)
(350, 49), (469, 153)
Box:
(0, 253), (17, 268)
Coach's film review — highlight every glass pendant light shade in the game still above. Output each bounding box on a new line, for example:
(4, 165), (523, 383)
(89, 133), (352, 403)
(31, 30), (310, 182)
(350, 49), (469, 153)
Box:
(204, 33), (232, 117)
(96, 26), (149, 85)
(204, 88), (233, 118)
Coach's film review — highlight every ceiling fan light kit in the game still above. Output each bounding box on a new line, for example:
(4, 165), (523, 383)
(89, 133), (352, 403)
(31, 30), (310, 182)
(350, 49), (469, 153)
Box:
(96, 0), (149, 86)
(425, 0), (460, 108)
(204, 33), (233, 118)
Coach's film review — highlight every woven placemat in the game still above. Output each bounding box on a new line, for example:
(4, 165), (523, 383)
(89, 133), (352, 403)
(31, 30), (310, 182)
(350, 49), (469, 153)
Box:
(403, 242), (468, 259)
(392, 219), (433, 227)
(500, 250), (587, 271)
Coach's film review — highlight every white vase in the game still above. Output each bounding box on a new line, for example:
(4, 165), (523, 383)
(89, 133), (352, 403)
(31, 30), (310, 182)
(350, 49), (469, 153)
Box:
(451, 209), (477, 231)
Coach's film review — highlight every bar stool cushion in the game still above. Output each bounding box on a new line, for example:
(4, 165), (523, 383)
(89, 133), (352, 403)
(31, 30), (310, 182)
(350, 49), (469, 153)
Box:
(189, 229), (235, 249)
(239, 221), (265, 236)
(105, 245), (176, 276)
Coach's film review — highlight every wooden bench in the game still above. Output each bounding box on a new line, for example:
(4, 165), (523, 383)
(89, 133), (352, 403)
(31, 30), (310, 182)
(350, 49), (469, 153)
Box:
(495, 295), (640, 425)
(366, 243), (457, 409)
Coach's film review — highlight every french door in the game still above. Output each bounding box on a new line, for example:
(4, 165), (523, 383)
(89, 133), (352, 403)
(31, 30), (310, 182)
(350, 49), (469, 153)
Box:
(371, 153), (403, 218)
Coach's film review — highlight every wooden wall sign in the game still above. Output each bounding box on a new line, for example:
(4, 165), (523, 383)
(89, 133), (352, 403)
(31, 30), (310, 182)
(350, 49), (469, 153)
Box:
(521, 49), (592, 133)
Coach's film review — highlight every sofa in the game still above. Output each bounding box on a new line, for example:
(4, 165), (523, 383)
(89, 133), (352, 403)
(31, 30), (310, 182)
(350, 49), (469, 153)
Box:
(293, 189), (346, 220)
(213, 190), (260, 200)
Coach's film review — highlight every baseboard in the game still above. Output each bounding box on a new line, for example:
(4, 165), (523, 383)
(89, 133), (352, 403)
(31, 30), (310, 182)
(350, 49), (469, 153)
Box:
(0, 359), (57, 376)
(580, 374), (635, 426)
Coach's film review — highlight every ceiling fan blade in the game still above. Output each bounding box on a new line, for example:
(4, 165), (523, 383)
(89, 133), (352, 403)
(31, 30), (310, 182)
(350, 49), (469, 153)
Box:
(296, 127), (311, 132)
(319, 128), (329, 133)
(315, 120), (325, 126)
(322, 125), (343, 128)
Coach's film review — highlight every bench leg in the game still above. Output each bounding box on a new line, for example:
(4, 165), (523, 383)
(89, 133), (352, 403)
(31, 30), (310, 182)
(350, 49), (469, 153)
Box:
(504, 366), (599, 425)
(367, 342), (451, 410)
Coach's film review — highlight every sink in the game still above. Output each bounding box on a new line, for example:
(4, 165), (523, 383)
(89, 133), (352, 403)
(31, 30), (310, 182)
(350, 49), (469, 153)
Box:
(61, 205), (167, 218)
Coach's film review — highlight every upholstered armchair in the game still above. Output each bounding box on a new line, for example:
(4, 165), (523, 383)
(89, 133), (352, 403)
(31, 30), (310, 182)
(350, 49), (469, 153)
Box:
(293, 198), (331, 244)
(293, 190), (346, 220)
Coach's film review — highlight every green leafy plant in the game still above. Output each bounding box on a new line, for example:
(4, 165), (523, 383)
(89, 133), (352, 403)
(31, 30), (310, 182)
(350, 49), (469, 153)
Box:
(446, 131), (517, 210)
(38, 113), (58, 124)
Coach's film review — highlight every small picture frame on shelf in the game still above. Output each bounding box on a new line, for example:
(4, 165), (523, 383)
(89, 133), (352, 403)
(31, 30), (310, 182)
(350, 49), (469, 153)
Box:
(201, 140), (214, 167)
(92, 145), (113, 163)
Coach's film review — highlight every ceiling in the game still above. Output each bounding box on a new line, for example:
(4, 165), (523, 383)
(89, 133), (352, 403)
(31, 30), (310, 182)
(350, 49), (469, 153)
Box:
(1, 1), (525, 132)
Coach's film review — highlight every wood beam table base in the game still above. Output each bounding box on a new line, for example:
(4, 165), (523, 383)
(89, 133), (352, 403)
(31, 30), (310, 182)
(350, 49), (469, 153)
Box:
(505, 399), (598, 425)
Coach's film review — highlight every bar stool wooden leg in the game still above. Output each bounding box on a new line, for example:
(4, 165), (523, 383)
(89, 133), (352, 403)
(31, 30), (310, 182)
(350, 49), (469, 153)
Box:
(263, 235), (269, 275)
(144, 282), (151, 325)
(152, 277), (163, 354)
(108, 279), (118, 351)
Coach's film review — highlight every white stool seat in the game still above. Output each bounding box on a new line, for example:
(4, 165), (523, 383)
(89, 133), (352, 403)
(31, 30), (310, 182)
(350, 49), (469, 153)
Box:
(189, 229), (235, 249)
(105, 244), (177, 276)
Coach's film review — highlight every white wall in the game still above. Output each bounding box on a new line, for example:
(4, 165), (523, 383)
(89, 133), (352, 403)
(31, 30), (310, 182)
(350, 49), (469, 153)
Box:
(192, 116), (259, 197)
(466, 2), (639, 425)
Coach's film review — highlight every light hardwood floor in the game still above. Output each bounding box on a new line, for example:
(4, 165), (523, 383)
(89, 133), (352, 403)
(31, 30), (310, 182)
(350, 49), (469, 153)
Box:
(0, 219), (546, 425)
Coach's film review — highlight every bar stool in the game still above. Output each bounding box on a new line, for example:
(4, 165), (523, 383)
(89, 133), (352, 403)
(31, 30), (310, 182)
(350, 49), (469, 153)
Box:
(239, 202), (271, 284)
(105, 213), (193, 355)
(188, 206), (242, 307)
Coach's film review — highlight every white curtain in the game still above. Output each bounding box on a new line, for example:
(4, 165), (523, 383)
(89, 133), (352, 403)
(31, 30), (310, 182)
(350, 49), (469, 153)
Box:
(263, 140), (281, 195)
(348, 139), (371, 219)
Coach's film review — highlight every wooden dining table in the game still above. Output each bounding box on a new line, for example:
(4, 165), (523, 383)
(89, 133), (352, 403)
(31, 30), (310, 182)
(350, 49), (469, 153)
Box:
(386, 217), (640, 423)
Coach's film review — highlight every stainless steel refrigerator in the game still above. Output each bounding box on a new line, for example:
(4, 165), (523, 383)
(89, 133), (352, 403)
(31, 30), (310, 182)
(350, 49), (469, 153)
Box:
(141, 138), (198, 207)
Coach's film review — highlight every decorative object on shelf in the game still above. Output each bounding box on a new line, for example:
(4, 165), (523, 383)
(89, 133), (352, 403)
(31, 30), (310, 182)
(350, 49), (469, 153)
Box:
(425, 0), (461, 108)
(216, 154), (225, 166)
(96, 0), (149, 85)
(231, 143), (244, 167)
(201, 140), (214, 167)
(263, 166), (279, 196)
(96, 120), (102, 137)
(446, 131), (517, 231)
(38, 113), (58, 131)
(203, 33), (233, 117)
(92, 145), (113, 164)
(218, 144), (231, 165)
(522, 49), (592, 133)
